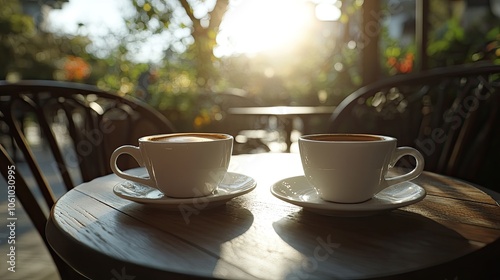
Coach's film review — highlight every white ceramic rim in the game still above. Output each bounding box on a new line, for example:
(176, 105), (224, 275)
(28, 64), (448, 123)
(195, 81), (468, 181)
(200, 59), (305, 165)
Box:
(299, 133), (396, 143)
(139, 132), (233, 143)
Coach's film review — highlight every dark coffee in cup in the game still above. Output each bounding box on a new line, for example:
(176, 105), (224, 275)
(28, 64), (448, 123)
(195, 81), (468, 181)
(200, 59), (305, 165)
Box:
(304, 134), (384, 142)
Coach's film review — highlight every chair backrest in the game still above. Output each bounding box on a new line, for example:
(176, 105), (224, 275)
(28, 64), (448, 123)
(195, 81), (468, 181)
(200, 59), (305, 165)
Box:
(0, 80), (176, 278)
(329, 63), (500, 191)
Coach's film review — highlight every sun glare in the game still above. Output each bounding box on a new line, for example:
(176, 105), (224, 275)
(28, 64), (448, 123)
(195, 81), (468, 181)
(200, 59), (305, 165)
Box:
(215, 0), (315, 57)
(315, 1), (342, 21)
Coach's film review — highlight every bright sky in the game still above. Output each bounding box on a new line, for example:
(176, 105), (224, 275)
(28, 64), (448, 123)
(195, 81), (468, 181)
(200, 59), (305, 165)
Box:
(47, 0), (132, 35)
(215, 0), (314, 57)
(47, 0), (144, 60)
(47, 0), (341, 62)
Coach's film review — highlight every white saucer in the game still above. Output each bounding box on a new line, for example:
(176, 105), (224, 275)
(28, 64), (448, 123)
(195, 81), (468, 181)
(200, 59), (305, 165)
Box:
(114, 172), (256, 210)
(271, 176), (426, 217)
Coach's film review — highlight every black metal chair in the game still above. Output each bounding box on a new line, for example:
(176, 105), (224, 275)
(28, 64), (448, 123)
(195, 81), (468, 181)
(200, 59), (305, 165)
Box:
(329, 62), (500, 192)
(0, 80), (176, 279)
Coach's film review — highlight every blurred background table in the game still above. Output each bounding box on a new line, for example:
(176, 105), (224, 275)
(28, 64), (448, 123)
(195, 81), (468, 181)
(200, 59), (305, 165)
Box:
(46, 153), (500, 279)
(228, 106), (335, 152)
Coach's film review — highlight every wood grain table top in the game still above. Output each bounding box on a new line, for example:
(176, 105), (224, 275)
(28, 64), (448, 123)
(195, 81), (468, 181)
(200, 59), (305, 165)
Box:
(46, 153), (500, 279)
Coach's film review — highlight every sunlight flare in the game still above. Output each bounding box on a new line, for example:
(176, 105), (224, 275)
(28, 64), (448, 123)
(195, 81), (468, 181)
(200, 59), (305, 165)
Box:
(215, 0), (315, 57)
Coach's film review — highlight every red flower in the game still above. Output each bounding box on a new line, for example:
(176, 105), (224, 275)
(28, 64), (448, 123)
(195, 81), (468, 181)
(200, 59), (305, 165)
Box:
(63, 56), (91, 81)
(387, 53), (414, 74)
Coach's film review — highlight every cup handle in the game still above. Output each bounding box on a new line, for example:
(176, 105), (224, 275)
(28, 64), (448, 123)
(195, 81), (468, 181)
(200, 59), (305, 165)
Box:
(382, 147), (425, 190)
(110, 145), (155, 188)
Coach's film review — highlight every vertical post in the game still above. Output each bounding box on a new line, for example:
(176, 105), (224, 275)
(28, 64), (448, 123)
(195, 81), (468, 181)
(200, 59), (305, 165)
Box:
(361, 0), (381, 85)
(416, 0), (429, 71)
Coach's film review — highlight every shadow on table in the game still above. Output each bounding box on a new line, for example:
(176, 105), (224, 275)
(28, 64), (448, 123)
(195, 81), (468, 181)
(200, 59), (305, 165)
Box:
(272, 210), (480, 280)
(111, 203), (255, 278)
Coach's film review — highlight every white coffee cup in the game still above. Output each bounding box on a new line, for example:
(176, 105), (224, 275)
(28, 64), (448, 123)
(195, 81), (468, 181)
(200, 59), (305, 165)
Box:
(110, 133), (233, 198)
(299, 134), (424, 203)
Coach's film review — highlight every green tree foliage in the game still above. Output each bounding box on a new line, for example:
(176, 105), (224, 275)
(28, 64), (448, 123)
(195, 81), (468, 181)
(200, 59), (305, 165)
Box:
(419, 1), (500, 68)
(0, 0), (94, 81)
(0, 0), (38, 79)
(129, 0), (229, 89)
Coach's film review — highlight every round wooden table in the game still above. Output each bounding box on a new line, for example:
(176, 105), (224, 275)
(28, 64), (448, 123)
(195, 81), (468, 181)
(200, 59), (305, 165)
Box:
(46, 153), (500, 279)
